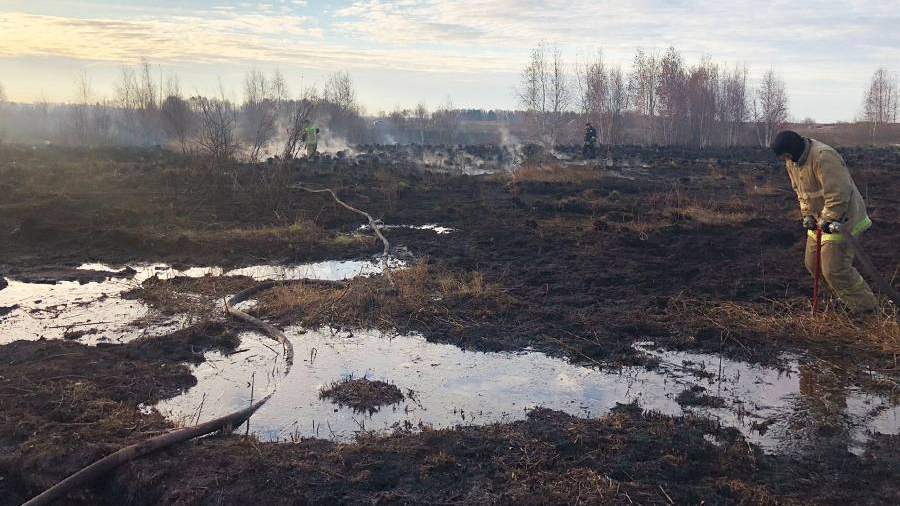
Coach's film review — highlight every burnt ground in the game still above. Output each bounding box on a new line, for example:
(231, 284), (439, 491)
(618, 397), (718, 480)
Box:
(1, 144), (898, 504)
(0, 322), (239, 504)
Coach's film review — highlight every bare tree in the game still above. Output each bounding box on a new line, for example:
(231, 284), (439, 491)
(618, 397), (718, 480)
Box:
(685, 57), (719, 148)
(241, 70), (280, 161)
(753, 69), (789, 147)
(577, 53), (609, 142)
(720, 65), (750, 146)
(323, 71), (358, 113)
(414, 102), (429, 143)
(114, 59), (162, 144)
(519, 44), (548, 142)
(656, 47), (687, 145)
(547, 46), (570, 144)
(67, 72), (94, 146)
(518, 43), (569, 145)
(628, 48), (660, 144)
(433, 97), (460, 145)
(281, 86), (319, 161)
(195, 85), (238, 162)
(606, 67), (628, 145)
(161, 77), (194, 155)
(862, 68), (899, 138)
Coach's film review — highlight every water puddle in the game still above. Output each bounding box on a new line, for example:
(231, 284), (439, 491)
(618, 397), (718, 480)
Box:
(358, 223), (455, 235)
(0, 258), (398, 345)
(156, 328), (898, 455)
(3, 257), (896, 456)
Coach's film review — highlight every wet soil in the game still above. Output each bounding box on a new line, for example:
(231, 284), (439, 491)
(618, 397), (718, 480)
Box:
(676, 385), (727, 408)
(0, 321), (239, 504)
(3, 265), (136, 284)
(319, 377), (405, 414)
(117, 406), (895, 505)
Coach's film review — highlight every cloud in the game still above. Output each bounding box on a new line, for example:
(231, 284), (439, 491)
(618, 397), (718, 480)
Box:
(331, 0), (900, 72)
(1, 1), (898, 120)
(0, 10), (517, 73)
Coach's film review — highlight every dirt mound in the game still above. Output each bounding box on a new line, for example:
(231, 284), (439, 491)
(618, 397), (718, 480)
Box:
(319, 377), (405, 413)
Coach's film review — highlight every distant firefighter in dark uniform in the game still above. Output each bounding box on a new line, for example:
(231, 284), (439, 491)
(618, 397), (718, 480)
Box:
(583, 122), (598, 159)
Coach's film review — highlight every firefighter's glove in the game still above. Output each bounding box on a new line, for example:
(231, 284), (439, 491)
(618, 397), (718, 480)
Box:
(802, 215), (817, 231)
(819, 221), (842, 234)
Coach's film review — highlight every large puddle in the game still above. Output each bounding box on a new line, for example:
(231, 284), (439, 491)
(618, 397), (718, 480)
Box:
(156, 327), (898, 455)
(2, 257), (897, 456)
(0, 259), (398, 345)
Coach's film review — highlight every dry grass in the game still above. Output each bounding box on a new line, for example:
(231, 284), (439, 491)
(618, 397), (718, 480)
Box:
(643, 188), (756, 227)
(256, 262), (512, 332)
(667, 294), (900, 360)
(669, 204), (753, 226)
(124, 274), (258, 316)
(508, 163), (604, 184)
(162, 218), (370, 248)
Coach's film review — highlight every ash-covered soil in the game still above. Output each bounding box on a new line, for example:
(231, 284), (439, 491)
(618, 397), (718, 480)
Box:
(1, 144), (898, 504)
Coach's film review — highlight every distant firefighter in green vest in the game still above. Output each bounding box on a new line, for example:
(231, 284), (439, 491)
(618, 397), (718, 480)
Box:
(301, 125), (320, 157)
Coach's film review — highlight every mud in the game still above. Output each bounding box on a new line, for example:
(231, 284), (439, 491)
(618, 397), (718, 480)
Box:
(50, 407), (900, 505)
(3, 265), (137, 284)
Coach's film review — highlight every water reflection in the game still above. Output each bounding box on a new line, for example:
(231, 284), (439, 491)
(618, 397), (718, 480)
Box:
(0, 258), (397, 345)
(156, 329), (899, 455)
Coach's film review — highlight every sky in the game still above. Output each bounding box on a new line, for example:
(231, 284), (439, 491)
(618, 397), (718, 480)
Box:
(1, 0), (898, 122)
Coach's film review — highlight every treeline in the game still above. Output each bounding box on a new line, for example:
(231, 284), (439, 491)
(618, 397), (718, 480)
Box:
(0, 54), (897, 153)
(0, 63), (485, 157)
(0, 64), (383, 160)
(518, 44), (899, 147)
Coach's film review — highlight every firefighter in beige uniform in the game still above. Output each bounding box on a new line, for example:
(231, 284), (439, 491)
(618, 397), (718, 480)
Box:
(771, 130), (878, 315)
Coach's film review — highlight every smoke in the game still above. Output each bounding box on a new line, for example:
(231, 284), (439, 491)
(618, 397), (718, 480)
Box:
(317, 129), (357, 156)
(497, 124), (525, 169)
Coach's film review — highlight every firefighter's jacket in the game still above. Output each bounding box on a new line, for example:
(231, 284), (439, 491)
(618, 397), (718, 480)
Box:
(786, 139), (871, 242)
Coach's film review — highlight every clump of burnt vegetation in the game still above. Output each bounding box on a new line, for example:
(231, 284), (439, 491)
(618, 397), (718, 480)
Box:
(319, 376), (405, 413)
(123, 274), (259, 315)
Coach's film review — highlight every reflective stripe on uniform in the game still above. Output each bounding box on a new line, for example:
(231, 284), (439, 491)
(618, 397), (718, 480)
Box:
(806, 216), (872, 243)
(800, 189), (825, 199)
(837, 278), (869, 298)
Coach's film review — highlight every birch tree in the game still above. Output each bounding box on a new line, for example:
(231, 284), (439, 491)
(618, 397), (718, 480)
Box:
(547, 45), (571, 144)
(628, 49), (660, 144)
(862, 68), (899, 138)
(753, 69), (789, 147)
(606, 67), (628, 145)
(753, 69), (788, 146)
(577, 52), (609, 142)
(519, 44), (548, 142)
(656, 47), (687, 145)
